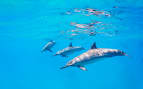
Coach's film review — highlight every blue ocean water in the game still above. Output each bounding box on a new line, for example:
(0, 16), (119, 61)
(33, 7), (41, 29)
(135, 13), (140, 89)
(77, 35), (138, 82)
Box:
(0, 0), (143, 89)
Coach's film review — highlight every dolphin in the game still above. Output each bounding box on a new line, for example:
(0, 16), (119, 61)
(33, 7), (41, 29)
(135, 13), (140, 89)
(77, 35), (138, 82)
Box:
(54, 43), (85, 57)
(60, 42), (127, 71)
(41, 40), (56, 52)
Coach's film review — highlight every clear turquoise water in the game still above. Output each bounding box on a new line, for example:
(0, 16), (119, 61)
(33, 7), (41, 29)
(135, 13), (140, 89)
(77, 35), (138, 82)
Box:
(0, 0), (143, 89)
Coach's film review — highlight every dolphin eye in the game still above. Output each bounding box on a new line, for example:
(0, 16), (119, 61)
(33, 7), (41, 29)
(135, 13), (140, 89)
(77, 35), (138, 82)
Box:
(118, 50), (122, 53)
(121, 51), (125, 55)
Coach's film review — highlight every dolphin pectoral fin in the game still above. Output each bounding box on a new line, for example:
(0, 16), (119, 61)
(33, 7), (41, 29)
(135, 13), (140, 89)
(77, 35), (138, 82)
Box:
(61, 54), (68, 57)
(54, 54), (57, 56)
(78, 66), (87, 71)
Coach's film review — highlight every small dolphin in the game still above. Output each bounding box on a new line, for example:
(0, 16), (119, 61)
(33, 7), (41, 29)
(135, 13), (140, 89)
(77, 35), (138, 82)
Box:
(60, 42), (127, 71)
(54, 43), (85, 57)
(41, 40), (56, 52)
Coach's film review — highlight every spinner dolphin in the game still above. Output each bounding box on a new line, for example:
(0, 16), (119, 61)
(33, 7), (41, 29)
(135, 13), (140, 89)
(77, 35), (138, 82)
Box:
(41, 40), (56, 52)
(61, 42), (127, 71)
(54, 43), (85, 57)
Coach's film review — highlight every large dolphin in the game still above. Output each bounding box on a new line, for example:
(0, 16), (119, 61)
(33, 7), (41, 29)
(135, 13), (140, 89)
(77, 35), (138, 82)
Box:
(54, 43), (85, 57)
(41, 40), (56, 52)
(60, 42), (127, 71)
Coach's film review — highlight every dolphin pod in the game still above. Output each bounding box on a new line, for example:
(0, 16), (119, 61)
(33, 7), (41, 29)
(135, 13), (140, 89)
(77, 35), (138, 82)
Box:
(41, 41), (126, 71)
(41, 42), (85, 57)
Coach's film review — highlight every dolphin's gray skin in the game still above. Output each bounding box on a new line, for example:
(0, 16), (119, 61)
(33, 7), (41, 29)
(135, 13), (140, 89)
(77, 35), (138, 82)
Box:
(60, 42), (126, 71)
(41, 40), (56, 52)
(54, 43), (85, 57)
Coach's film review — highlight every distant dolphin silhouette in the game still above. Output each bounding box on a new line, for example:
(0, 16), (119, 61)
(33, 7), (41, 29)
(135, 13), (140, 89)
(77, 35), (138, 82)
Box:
(41, 40), (56, 52)
(54, 43), (85, 57)
(60, 42), (127, 71)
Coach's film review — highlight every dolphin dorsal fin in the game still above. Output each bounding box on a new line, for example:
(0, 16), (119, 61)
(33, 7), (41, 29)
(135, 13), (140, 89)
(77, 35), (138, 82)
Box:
(91, 42), (97, 49)
(49, 40), (53, 42)
(69, 42), (73, 47)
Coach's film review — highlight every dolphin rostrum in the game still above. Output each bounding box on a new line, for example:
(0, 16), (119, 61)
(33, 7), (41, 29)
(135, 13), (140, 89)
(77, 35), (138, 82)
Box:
(60, 42), (127, 71)
(54, 43), (85, 57)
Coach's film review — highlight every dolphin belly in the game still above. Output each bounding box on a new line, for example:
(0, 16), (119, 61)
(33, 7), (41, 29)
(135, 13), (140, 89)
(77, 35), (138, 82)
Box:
(61, 48), (81, 55)
(73, 56), (102, 66)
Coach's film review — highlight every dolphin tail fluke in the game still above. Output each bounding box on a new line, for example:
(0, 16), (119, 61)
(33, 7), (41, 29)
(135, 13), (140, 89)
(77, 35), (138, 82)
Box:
(41, 49), (52, 53)
(48, 49), (53, 52)
(60, 65), (69, 70)
(41, 49), (45, 53)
